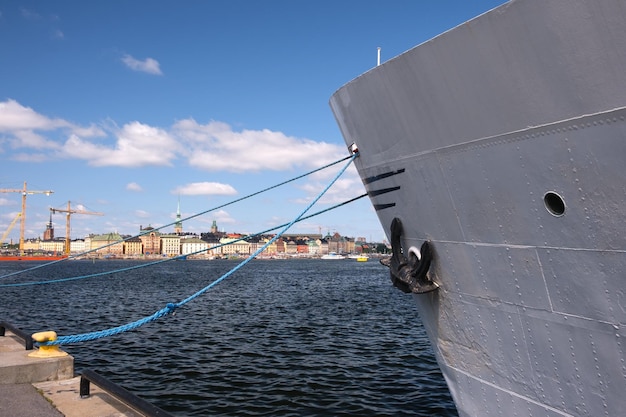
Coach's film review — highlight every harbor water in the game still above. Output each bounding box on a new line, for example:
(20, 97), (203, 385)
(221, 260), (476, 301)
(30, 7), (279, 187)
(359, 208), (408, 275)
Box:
(0, 259), (457, 416)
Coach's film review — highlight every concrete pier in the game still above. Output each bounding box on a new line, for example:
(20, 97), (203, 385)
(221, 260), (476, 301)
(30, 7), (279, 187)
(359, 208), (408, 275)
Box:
(0, 331), (73, 384)
(0, 331), (148, 417)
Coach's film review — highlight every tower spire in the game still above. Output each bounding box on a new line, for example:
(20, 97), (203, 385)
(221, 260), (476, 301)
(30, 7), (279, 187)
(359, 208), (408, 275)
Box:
(174, 196), (183, 235)
(44, 211), (54, 241)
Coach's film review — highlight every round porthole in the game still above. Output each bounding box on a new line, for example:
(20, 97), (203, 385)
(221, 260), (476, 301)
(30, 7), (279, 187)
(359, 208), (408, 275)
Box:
(544, 192), (566, 216)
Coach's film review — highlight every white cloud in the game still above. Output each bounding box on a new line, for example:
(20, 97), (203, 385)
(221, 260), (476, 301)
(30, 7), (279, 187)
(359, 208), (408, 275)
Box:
(0, 198), (17, 207)
(20, 8), (41, 20)
(135, 210), (151, 218)
(0, 99), (347, 175)
(126, 182), (143, 192)
(70, 125), (104, 137)
(0, 210), (20, 220)
(12, 152), (49, 162)
(10, 129), (60, 150)
(172, 182), (237, 196)
(0, 100), (104, 152)
(294, 176), (364, 205)
(0, 99), (69, 132)
(173, 118), (344, 172)
(62, 122), (179, 167)
(121, 54), (163, 75)
(213, 209), (235, 225)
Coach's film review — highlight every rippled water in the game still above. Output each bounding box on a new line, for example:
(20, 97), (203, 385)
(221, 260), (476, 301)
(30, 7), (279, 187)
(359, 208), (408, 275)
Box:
(0, 259), (457, 416)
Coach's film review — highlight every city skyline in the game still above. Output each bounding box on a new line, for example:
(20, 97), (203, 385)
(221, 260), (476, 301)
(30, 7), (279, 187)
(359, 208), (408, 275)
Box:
(16, 211), (373, 244)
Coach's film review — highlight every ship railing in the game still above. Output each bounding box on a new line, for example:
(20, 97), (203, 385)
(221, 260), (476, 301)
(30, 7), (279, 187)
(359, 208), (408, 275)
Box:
(80, 369), (174, 417)
(0, 320), (33, 350)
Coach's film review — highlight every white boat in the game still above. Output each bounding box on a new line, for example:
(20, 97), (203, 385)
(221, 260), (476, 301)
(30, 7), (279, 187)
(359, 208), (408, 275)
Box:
(330, 0), (626, 416)
(320, 252), (346, 260)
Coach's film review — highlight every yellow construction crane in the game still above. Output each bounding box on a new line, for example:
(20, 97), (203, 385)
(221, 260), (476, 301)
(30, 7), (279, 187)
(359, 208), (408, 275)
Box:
(0, 181), (54, 254)
(1, 212), (21, 244)
(51, 201), (104, 255)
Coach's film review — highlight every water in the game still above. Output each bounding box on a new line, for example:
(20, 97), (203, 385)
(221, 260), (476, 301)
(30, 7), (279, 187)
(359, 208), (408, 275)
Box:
(0, 259), (457, 416)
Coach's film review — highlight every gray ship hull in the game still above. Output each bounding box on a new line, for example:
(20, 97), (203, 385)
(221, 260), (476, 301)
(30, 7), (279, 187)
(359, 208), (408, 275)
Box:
(330, 0), (626, 416)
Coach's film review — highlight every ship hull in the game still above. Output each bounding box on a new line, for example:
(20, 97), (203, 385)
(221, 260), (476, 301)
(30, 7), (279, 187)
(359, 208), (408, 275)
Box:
(0, 256), (67, 261)
(330, 0), (626, 416)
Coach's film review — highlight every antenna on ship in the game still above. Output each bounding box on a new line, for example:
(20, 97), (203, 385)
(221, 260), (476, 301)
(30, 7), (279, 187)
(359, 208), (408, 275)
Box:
(377, 47), (381, 66)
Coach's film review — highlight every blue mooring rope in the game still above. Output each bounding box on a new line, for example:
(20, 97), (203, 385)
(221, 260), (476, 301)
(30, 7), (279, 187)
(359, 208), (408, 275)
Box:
(43, 152), (358, 346)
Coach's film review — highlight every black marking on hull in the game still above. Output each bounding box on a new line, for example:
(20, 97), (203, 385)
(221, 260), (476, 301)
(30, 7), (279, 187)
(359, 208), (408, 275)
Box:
(368, 186), (400, 197)
(363, 168), (405, 184)
(364, 169), (404, 211)
(374, 203), (396, 211)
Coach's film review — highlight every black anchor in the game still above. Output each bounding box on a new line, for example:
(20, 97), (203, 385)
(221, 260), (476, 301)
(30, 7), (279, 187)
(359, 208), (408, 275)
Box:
(381, 217), (439, 294)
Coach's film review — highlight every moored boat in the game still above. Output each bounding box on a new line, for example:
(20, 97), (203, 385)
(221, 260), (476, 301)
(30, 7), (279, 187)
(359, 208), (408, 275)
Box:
(320, 252), (346, 260)
(330, 0), (626, 416)
(348, 254), (369, 262)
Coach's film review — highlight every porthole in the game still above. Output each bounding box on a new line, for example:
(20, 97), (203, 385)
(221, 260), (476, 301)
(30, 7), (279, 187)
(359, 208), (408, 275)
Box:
(544, 192), (566, 216)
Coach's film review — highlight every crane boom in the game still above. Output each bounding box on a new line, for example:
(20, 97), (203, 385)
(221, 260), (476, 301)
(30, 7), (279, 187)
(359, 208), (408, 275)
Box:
(0, 181), (54, 254)
(1, 213), (21, 244)
(50, 201), (104, 255)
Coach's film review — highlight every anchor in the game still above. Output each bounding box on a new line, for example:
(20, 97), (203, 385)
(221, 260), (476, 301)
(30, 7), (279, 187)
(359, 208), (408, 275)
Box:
(381, 217), (439, 294)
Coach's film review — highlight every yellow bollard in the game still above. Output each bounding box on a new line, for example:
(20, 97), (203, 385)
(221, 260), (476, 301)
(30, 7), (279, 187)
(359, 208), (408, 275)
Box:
(28, 331), (68, 358)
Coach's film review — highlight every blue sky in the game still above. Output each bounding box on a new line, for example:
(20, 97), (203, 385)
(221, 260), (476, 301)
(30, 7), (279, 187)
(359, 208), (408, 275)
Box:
(0, 1), (506, 244)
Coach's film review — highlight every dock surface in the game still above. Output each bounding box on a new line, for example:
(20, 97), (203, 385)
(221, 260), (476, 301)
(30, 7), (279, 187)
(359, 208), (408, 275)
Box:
(0, 383), (63, 417)
(0, 330), (146, 417)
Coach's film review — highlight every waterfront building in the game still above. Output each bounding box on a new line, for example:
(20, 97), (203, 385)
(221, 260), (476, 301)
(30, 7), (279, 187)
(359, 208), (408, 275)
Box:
(345, 237), (355, 254)
(219, 237), (250, 256)
(23, 239), (41, 252)
(307, 240), (321, 255)
(124, 236), (143, 256)
(181, 237), (209, 257)
(358, 243), (372, 254)
(257, 237), (275, 256)
(139, 225), (160, 255)
(245, 235), (261, 255)
(295, 239), (309, 254)
(83, 235), (92, 252)
(199, 234), (221, 257)
(282, 233), (323, 241)
(319, 238), (329, 255)
(326, 232), (354, 254)
(275, 238), (285, 254)
(285, 240), (297, 255)
(161, 234), (181, 256)
(70, 239), (87, 254)
(91, 232), (124, 256)
(40, 238), (64, 254)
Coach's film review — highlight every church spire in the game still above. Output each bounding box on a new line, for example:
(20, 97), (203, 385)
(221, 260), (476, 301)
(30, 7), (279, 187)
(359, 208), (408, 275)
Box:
(44, 211), (54, 241)
(174, 197), (183, 235)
